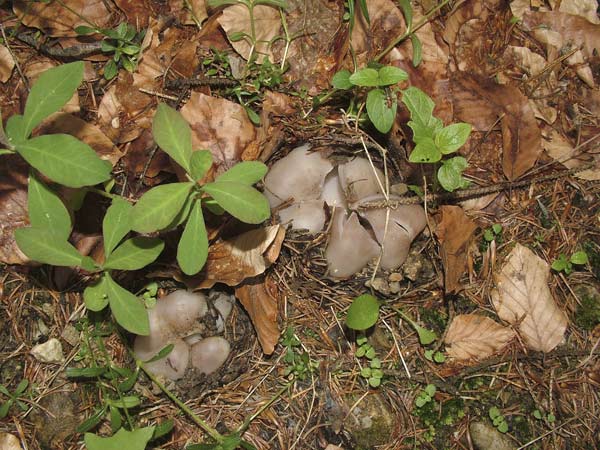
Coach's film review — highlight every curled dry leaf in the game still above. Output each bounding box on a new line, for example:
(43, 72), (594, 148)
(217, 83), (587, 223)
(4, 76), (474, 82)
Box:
(445, 314), (514, 360)
(434, 206), (478, 294)
(13, 0), (111, 37)
(451, 72), (541, 180)
(0, 156), (29, 265)
(185, 225), (285, 289)
(218, 4), (281, 63)
(180, 92), (256, 172)
(235, 275), (280, 355)
(491, 244), (567, 353)
(542, 129), (599, 181)
(0, 45), (15, 83)
(169, 0), (207, 26)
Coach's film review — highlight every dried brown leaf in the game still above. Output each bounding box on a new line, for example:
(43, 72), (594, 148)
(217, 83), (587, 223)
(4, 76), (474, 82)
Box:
(0, 155), (29, 264)
(434, 206), (478, 294)
(180, 92), (256, 172)
(218, 4), (281, 63)
(542, 129), (599, 181)
(0, 46), (15, 83)
(445, 314), (514, 360)
(170, 0), (207, 26)
(13, 0), (111, 37)
(235, 275), (280, 354)
(114, 0), (156, 27)
(558, 0), (600, 24)
(491, 244), (567, 352)
(186, 225), (285, 289)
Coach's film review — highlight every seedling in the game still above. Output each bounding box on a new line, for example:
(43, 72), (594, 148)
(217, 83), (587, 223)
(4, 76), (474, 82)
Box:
(415, 384), (436, 408)
(281, 327), (317, 380)
(489, 406), (509, 433)
(356, 336), (384, 388)
(139, 282), (159, 308)
(424, 349), (446, 364)
(395, 308), (437, 345)
(0, 379), (29, 418)
(75, 22), (145, 80)
(0, 62), (111, 187)
(533, 409), (556, 424)
(552, 251), (589, 275)
(483, 223), (503, 243)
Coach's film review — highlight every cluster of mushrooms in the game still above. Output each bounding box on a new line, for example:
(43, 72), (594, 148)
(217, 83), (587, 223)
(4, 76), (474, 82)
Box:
(263, 144), (427, 278)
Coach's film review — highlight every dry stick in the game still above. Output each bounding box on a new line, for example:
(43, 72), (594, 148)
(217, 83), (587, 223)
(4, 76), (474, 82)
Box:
(165, 77), (238, 90)
(13, 31), (103, 58)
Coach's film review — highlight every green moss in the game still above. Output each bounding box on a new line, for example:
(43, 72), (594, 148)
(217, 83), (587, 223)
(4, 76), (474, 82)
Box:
(575, 294), (600, 331)
(419, 307), (447, 335)
(414, 397), (466, 447)
(582, 241), (600, 280)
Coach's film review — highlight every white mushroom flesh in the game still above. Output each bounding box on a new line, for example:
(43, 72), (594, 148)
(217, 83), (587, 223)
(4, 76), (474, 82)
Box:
(320, 169), (347, 208)
(190, 337), (231, 375)
(278, 200), (326, 233)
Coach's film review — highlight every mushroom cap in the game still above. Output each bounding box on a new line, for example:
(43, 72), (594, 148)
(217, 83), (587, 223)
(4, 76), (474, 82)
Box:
(138, 338), (190, 381)
(338, 157), (384, 206)
(263, 144), (333, 207)
(325, 209), (380, 278)
(278, 200), (326, 233)
(154, 290), (208, 334)
(190, 336), (231, 375)
(320, 169), (347, 208)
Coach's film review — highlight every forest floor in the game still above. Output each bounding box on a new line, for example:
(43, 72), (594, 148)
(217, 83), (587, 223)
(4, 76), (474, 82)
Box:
(1, 0), (599, 449)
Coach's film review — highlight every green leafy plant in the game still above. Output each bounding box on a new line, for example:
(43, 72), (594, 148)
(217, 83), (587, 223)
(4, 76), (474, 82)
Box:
(345, 294), (380, 331)
(0, 379), (29, 418)
(131, 103), (270, 277)
(0, 62), (112, 187)
(489, 406), (509, 433)
(356, 336), (384, 388)
(552, 251), (589, 275)
(424, 349), (445, 364)
(415, 383), (436, 408)
(533, 409), (556, 424)
(75, 22), (145, 80)
(281, 327), (317, 380)
(395, 308), (437, 345)
(483, 223), (503, 243)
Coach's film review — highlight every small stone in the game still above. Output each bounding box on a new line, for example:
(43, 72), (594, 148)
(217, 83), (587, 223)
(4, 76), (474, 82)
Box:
(61, 325), (80, 347)
(365, 277), (390, 295)
(41, 302), (55, 316)
(32, 319), (49, 342)
(469, 422), (516, 450)
(389, 272), (403, 282)
(0, 432), (21, 450)
(31, 338), (65, 364)
(389, 281), (401, 294)
(325, 445), (344, 450)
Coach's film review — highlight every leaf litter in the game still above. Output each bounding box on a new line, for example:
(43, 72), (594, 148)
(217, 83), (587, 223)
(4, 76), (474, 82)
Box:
(0, 0), (599, 448)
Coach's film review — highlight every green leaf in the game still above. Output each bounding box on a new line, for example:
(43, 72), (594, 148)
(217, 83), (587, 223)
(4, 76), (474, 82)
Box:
(152, 419), (174, 440)
(22, 62), (84, 139)
(437, 156), (469, 192)
(5, 115), (28, 145)
(368, 377), (381, 388)
(14, 228), (82, 267)
(408, 138), (441, 163)
(377, 66), (408, 85)
(415, 324), (437, 345)
(434, 123), (472, 154)
(189, 150), (213, 181)
(358, 0), (370, 24)
(103, 198), (132, 257)
(398, 0), (413, 28)
(497, 421), (508, 433)
(332, 69), (353, 90)
(105, 274), (150, 335)
(401, 86), (438, 129)
(106, 396), (141, 409)
(424, 384), (436, 397)
(77, 407), (107, 433)
(104, 237), (164, 271)
(346, 294), (380, 330)
(203, 181), (270, 224)
(410, 34), (422, 67)
(85, 426), (155, 450)
(152, 103), (193, 173)
(492, 223), (503, 235)
(552, 254), (569, 272)
(408, 116), (443, 143)
(104, 60), (118, 80)
(349, 68), (380, 87)
(16, 134), (112, 188)
(75, 25), (97, 35)
(84, 276), (109, 312)
(144, 344), (174, 363)
(489, 406), (500, 419)
(177, 200), (209, 276)
(109, 406), (122, 433)
(27, 172), (71, 239)
(366, 88), (397, 134)
(131, 182), (194, 233)
(66, 367), (107, 378)
(570, 251), (589, 265)
(216, 161), (268, 185)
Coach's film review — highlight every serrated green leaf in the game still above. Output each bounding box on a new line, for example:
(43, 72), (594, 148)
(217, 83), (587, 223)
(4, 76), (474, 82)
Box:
(105, 274), (150, 335)
(14, 228), (82, 267)
(332, 69), (353, 89)
(131, 182), (194, 233)
(104, 237), (164, 271)
(203, 181), (270, 224)
(437, 156), (469, 192)
(152, 103), (192, 173)
(189, 150), (213, 181)
(434, 123), (472, 154)
(16, 134), (112, 188)
(84, 276), (109, 312)
(410, 34), (422, 67)
(217, 161), (268, 185)
(85, 426), (155, 450)
(103, 198), (132, 257)
(27, 172), (71, 239)
(5, 115), (28, 145)
(346, 294), (380, 330)
(409, 137), (440, 163)
(23, 62), (84, 139)
(349, 68), (380, 87)
(366, 88), (396, 133)
(177, 201), (208, 275)
(570, 251), (589, 265)
(377, 66), (408, 85)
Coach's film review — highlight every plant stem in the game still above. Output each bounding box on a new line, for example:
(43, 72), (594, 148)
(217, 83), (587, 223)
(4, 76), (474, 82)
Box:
(374, 0), (450, 62)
